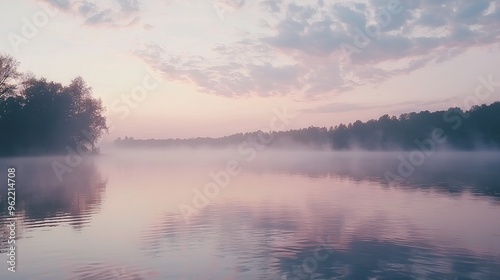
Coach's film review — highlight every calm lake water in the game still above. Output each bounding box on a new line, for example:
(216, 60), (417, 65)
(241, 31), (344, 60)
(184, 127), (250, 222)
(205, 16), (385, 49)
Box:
(1, 150), (499, 280)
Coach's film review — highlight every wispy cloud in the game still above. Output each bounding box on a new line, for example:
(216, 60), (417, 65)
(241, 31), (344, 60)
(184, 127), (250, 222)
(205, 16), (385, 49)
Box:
(117, 0), (140, 13)
(38, 0), (499, 98)
(133, 0), (500, 98)
(135, 41), (303, 97)
(38, 0), (142, 27)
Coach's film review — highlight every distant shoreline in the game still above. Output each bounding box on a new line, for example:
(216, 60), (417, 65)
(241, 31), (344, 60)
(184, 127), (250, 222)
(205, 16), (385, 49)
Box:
(114, 101), (500, 152)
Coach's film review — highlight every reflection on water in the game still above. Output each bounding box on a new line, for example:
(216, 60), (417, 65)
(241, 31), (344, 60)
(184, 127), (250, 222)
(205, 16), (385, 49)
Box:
(0, 151), (499, 279)
(243, 151), (500, 199)
(1, 158), (105, 223)
(0, 158), (105, 258)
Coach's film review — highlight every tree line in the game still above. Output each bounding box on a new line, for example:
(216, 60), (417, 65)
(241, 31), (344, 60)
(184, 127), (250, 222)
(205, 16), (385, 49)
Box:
(0, 54), (107, 156)
(115, 101), (500, 150)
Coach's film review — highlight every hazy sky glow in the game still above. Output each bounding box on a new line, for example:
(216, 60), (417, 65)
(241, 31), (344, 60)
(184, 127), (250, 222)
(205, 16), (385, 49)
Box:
(1, 0), (499, 140)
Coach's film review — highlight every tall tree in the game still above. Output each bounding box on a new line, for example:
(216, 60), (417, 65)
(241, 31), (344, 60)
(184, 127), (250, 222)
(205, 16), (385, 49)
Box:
(0, 56), (107, 156)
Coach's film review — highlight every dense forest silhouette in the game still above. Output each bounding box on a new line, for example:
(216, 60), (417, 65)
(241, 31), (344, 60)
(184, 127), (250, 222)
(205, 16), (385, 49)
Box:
(115, 101), (500, 150)
(0, 54), (107, 156)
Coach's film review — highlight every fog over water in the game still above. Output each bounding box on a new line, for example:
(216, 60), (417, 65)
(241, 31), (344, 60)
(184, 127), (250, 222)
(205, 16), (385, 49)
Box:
(101, 146), (500, 198)
(1, 149), (499, 279)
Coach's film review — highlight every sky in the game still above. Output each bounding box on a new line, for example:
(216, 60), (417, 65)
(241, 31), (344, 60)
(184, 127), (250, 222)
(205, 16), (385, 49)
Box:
(1, 0), (499, 141)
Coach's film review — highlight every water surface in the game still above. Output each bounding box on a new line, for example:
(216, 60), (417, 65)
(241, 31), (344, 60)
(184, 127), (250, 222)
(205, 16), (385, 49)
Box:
(0, 151), (499, 279)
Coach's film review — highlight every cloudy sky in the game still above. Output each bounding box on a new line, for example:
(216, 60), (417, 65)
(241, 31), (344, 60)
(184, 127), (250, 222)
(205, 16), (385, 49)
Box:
(1, 0), (499, 140)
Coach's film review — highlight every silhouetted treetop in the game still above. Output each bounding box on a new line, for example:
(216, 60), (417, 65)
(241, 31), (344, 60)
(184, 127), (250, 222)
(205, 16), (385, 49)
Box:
(0, 55), (107, 156)
(0, 54), (21, 98)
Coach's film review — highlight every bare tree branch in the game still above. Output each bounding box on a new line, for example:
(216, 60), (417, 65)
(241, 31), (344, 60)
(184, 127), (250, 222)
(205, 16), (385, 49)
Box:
(0, 54), (21, 99)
